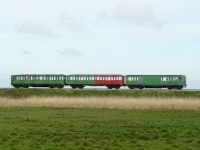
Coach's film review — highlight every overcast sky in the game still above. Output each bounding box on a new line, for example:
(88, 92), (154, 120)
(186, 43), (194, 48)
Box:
(0, 0), (200, 88)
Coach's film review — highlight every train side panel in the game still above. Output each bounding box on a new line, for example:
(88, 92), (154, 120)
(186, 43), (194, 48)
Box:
(125, 75), (186, 90)
(66, 74), (94, 89)
(11, 74), (66, 88)
(66, 74), (124, 89)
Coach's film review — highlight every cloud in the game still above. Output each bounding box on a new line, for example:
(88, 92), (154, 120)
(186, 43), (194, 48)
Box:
(59, 48), (82, 57)
(22, 51), (32, 55)
(101, 3), (163, 29)
(15, 21), (56, 36)
(60, 13), (88, 33)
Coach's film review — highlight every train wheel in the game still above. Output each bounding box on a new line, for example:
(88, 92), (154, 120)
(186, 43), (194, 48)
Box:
(108, 86), (112, 89)
(79, 86), (83, 89)
(72, 86), (76, 89)
(167, 87), (172, 90)
(115, 86), (120, 89)
(177, 87), (182, 90)
(139, 87), (144, 89)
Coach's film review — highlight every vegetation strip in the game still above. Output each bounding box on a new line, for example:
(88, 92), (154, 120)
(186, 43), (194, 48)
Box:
(1, 89), (200, 99)
(1, 97), (200, 110)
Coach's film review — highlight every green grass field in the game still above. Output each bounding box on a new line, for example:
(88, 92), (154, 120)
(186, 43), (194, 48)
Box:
(1, 89), (200, 149)
(1, 107), (200, 150)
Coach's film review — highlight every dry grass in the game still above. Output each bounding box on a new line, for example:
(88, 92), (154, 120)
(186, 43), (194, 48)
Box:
(1, 97), (200, 110)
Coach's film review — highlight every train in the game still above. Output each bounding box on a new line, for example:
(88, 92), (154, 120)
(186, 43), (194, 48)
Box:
(11, 74), (187, 90)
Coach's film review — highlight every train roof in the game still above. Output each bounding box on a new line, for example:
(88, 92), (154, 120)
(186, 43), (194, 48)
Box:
(12, 74), (66, 76)
(68, 74), (124, 76)
(125, 75), (186, 76)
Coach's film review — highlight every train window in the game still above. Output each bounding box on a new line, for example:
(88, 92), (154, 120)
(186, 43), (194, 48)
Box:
(84, 77), (86, 80)
(39, 76), (43, 80)
(16, 76), (20, 80)
(128, 77), (131, 81)
(139, 77), (143, 81)
(173, 77), (179, 81)
(44, 77), (46, 80)
(119, 77), (122, 80)
(162, 77), (168, 81)
(97, 77), (99, 80)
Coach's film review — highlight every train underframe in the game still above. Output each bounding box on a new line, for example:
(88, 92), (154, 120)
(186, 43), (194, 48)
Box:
(12, 84), (64, 89)
(128, 85), (183, 90)
(69, 84), (122, 89)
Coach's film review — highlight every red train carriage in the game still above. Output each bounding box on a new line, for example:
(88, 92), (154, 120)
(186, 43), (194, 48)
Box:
(94, 74), (124, 89)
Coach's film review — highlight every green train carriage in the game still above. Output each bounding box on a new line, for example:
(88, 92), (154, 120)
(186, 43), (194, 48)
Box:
(125, 75), (186, 90)
(11, 74), (66, 88)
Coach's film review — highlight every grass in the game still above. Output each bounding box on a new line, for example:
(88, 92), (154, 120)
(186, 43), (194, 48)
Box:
(1, 88), (200, 149)
(1, 97), (200, 109)
(0, 107), (200, 149)
(0, 88), (200, 99)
